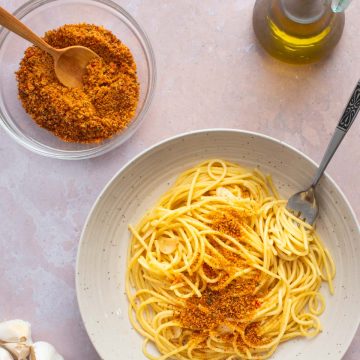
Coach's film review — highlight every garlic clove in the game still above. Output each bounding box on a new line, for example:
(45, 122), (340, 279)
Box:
(216, 323), (233, 334)
(157, 238), (179, 254)
(0, 348), (13, 360)
(2, 343), (30, 360)
(0, 320), (32, 345)
(171, 326), (182, 339)
(32, 342), (64, 360)
(216, 187), (237, 201)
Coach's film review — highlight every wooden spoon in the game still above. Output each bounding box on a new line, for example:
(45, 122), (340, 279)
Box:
(0, 6), (98, 88)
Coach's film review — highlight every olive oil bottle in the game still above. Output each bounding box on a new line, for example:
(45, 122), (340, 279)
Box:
(253, 0), (351, 64)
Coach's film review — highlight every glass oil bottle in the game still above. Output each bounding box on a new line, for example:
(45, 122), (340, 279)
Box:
(253, 0), (351, 64)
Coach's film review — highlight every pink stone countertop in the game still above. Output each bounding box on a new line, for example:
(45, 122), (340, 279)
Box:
(0, 0), (359, 359)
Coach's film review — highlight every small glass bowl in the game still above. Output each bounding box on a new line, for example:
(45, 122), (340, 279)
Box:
(0, 0), (156, 160)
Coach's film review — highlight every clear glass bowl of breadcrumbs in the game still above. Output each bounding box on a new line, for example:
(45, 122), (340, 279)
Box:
(0, 0), (156, 159)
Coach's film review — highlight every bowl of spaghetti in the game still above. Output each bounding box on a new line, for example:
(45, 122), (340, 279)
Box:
(76, 129), (360, 360)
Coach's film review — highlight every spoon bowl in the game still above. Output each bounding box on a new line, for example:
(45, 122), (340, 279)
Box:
(53, 45), (98, 88)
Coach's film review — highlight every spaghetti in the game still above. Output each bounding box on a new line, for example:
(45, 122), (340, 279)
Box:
(126, 160), (335, 360)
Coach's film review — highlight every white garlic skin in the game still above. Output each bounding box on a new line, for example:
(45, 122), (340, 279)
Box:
(32, 342), (64, 360)
(1, 343), (30, 360)
(0, 320), (32, 344)
(0, 348), (13, 360)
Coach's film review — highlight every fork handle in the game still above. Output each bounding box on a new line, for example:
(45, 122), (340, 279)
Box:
(312, 80), (360, 187)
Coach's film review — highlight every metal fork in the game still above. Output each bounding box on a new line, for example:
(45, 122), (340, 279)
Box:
(287, 80), (360, 225)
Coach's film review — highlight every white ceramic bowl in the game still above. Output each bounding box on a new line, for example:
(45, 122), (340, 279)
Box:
(76, 130), (360, 360)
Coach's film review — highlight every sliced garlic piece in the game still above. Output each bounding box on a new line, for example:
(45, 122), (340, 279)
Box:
(0, 348), (13, 360)
(217, 323), (233, 334)
(32, 342), (64, 360)
(172, 327), (182, 339)
(0, 320), (32, 344)
(157, 238), (179, 254)
(216, 187), (237, 201)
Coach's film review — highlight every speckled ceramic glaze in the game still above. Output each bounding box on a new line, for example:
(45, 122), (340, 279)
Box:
(76, 130), (360, 360)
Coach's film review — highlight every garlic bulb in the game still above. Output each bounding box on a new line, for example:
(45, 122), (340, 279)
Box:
(32, 342), (63, 360)
(0, 321), (63, 360)
(0, 348), (13, 360)
(0, 320), (32, 344)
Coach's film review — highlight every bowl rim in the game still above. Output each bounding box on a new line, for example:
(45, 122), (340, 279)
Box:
(76, 128), (360, 359)
(0, 0), (156, 160)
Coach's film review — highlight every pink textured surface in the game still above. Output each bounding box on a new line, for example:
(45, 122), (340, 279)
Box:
(0, 1), (359, 359)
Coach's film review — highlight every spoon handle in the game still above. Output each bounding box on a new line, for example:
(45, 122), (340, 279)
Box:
(0, 6), (56, 56)
(311, 80), (360, 187)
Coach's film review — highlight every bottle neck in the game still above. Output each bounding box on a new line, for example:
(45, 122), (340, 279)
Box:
(281, 0), (329, 23)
